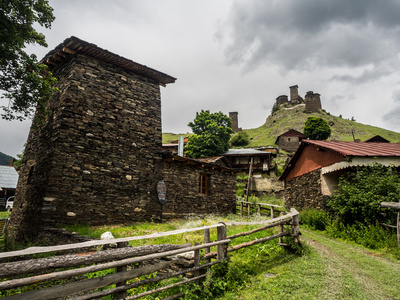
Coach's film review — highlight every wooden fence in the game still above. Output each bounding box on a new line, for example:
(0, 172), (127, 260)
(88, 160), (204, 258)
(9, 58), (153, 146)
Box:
(0, 208), (300, 299)
(237, 200), (285, 218)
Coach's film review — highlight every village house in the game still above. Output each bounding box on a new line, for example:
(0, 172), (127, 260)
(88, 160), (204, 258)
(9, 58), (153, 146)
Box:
(275, 129), (307, 152)
(162, 153), (236, 219)
(221, 149), (276, 174)
(0, 166), (18, 208)
(279, 140), (400, 210)
(9, 37), (236, 243)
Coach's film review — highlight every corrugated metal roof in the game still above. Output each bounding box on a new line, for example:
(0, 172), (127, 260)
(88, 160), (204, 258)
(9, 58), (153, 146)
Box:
(222, 149), (272, 156)
(41, 36), (176, 86)
(0, 166), (18, 189)
(303, 140), (400, 157)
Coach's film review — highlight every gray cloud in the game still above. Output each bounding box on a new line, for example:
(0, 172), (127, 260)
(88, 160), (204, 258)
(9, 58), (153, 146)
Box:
(218, 0), (400, 78)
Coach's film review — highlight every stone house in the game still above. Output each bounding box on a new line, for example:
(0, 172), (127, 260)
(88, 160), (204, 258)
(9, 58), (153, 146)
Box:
(162, 153), (236, 219)
(9, 37), (237, 243)
(279, 140), (400, 210)
(275, 129), (307, 152)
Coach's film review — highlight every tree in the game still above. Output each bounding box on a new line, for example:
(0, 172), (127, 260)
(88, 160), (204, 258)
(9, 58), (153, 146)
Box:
(303, 116), (331, 140)
(185, 110), (234, 158)
(230, 131), (250, 147)
(0, 0), (56, 121)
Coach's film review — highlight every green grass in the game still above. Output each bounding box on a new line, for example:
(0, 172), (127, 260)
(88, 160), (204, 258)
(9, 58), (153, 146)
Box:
(162, 132), (192, 144)
(237, 108), (400, 147)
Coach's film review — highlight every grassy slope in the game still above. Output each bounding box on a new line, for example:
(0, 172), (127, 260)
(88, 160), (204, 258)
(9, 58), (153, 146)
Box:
(163, 106), (400, 147)
(242, 105), (400, 147)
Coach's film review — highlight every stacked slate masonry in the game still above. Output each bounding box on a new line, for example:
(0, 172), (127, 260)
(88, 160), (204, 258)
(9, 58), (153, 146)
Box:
(162, 154), (237, 219)
(9, 37), (170, 242)
(9, 37), (237, 243)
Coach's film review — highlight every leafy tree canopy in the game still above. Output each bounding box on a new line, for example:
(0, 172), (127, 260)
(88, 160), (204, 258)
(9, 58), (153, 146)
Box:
(230, 131), (250, 147)
(303, 116), (331, 140)
(185, 110), (234, 158)
(329, 164), (400, 225)
(0, 0), (56, 121)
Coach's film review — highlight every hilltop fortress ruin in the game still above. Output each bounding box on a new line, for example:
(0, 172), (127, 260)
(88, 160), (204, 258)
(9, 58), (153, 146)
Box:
(275, 85), (322, 113)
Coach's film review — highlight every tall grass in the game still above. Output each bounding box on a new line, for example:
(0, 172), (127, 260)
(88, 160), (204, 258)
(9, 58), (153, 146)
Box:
(300, 208), (400, 259)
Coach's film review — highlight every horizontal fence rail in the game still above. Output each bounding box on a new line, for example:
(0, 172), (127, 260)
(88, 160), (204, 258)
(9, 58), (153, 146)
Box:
(0, 208), (300, 299)
(237, 200), (285, 218)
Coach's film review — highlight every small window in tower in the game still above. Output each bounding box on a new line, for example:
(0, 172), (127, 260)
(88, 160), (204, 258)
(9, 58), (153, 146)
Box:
(199, 174), (209, 195)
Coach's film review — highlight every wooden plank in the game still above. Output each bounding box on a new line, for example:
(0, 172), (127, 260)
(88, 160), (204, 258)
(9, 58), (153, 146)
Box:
(227, 218), (291, 240)
(5, 260), (172, 300)
(0, 240), (230, 290)
(74, 260), (223, 300)
(0, 244), (191, 278)
(125, 274), (208, 300)
(0, 224), (225, 259)
(381, 202), (400, 210)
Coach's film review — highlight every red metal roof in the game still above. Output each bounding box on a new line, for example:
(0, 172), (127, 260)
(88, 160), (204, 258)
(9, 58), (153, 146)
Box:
(303, 140), (400, 157)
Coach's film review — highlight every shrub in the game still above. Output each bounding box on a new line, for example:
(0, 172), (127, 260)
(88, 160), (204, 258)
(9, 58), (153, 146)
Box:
(300, 209), (332, 231)
(230, 131), (250, 147)
(328, 164), (400, 225)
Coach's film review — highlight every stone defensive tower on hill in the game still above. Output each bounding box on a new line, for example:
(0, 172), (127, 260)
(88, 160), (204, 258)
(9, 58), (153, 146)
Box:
(275, 85), (322, 113)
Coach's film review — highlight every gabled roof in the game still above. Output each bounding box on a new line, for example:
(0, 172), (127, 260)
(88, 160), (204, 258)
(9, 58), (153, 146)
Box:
(302, 140), (400, 157)
(275, 129), (307, 144)
(280, 140), (400, 180)
(364, 135), (390, 143)
(0, 166), (18, 189)
(41, 36), (176, 86)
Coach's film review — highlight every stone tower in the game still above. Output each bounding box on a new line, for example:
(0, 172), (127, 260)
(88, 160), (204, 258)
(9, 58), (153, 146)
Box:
(305, 91), (322, 113)
(8, 37), (176, 242)
(229, 112), (242, 132)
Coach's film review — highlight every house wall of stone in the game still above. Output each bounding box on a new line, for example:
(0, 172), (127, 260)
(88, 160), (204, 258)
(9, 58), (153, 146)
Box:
(283, 169), (330, 210)
(161, 160), (237, 218)
(277, 136), (300, 152)
(9, 54), (163, 242)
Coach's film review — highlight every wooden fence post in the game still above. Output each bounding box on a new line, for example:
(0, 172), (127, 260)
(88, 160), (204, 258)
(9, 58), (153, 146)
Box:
(291, 210), (301, 244)
(204, 229), (211, 263)
(115, 241), (129, 300)
(240, 202), (243, 217)
(257, 204), (261, 216)
(271, 206), (275, 219)
(247, 202), (251, 217)
(217, 224), (227, 260)
(279, 212), (284, 244)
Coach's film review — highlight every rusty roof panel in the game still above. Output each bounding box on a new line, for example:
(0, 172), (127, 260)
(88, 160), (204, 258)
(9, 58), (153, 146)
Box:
(303, 140), (400, 157)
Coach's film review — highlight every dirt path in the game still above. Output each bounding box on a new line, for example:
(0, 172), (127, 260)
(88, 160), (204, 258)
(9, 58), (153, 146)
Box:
(302, 230), (400, 300)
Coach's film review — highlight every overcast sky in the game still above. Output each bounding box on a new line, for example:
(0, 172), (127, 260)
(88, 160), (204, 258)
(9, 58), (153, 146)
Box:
(2, 0), (400, 157)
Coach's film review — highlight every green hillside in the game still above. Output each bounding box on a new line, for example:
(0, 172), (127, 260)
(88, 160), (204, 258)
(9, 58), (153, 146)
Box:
(0, 152), (14, 166)
(244, 105), (400, 147)
(163, 105), (400, 147)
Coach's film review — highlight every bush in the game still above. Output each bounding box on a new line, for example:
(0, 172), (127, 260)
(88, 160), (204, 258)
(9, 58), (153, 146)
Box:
(328, 164), (400, 225)
(230, 131), (250, 147)
(300, 209), (332, 231)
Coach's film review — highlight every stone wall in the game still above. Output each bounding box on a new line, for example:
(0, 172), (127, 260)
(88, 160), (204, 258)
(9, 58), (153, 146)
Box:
(161, 159), (237, 218)
(277, 136), (301, 152)
(9, 54), (164, 242)
(283, 169), (330, 210)
(250, 177), (285, 198)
